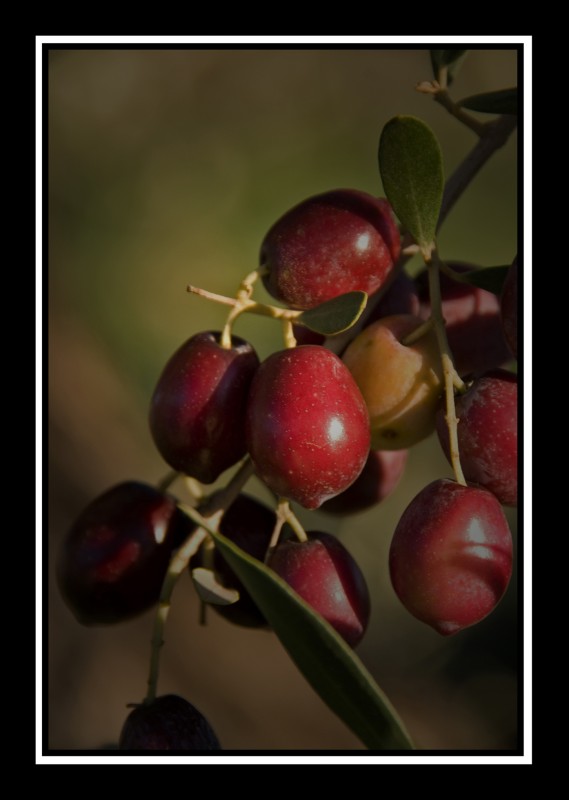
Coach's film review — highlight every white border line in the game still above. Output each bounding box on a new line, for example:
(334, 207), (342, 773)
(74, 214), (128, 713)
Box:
(38, 35), (531, 766)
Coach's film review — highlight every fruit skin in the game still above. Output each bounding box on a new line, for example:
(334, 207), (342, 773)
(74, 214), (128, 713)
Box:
(292, 324), (326, 346)
(436, 369), (517, 506)
(321, 449), (408, 515)
(416, 263), (511, 377)
(193, 493), (275, 628)
(149, 331), (259, 483)
(261, 189), (400, 310)
(246, 346), (370, 509)
(268, 531), (370, 647)
(119, 695), (221, 751)
(501, 257), (518, 358)
(368, 270), (420, 323)
(342, 314), (443, 450)
(389, 479), (513, 636)
(57, 482), (194, 625)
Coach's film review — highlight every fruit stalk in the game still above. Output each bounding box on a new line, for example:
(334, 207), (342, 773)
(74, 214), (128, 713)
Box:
(282, 319), (297, 349)
(186, 284), (301, 350)
(278, 499), (308, 543)
(264, 497), (309, 560)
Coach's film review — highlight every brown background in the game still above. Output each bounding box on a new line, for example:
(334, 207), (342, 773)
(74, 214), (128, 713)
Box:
(48, 46), (519, 752)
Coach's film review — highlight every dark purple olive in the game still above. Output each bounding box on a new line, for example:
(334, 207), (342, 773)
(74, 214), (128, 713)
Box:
(193, 493), (276, 628)
(57, 481), (193, 625)
(119, 695), (221, 751)
(149, 331), (259, 483)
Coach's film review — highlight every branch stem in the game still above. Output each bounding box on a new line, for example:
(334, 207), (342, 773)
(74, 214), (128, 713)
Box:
(438, 114), (517, 230)
(143, 458), (254, 704)
(426, 250), (466, 486)
(434, 89), (486, 136)
(144, 526), (208, 704)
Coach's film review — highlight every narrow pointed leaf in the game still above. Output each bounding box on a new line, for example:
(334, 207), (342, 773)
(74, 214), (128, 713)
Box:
(191, 567), (240, 606)
(210, 527), (414, 751)
(379, 116), (443, 251)
(297, 291), (367, 335)
(458, 88), (517, 116)
(446, 264), (510, 295)
(430, 49), (467, 85)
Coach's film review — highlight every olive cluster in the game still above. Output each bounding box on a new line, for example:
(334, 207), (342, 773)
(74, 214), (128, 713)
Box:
(57, 189), (517, 751)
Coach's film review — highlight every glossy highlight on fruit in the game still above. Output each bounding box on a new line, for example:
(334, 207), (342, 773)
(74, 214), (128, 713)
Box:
(268, 531), (370, 647)
(436, 369), (517, 506)
(119, 695), (221, 751)
(57, 482), (194, 625)
(261, 189), (400, 310)
(389, 479), (513, 635)
(246, 346), (370, 509)
(149, 331), (259, 483)
(342, 314), (443, 449)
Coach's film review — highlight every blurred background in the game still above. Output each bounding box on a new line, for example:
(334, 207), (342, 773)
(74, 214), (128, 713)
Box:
(48, 47), (519, 752)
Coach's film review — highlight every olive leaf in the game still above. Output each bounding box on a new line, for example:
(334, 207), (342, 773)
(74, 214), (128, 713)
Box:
(191, 567), (240, 606)
(378, 116), (444, 252)
(457, 88), (517, 116)
(296, 291), (367, 335)
(447, 264), (510, 295)
(430, 49), (468, 85)
(210, 526), (415, 751)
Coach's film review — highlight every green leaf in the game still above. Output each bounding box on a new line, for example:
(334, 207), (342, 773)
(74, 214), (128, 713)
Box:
(458, 88), (517, 116)
(378, 116), (444, 252)
(447, 264), (510, 295)
(296, 291), (367, 336)
(191, 567), (240, 606)
(210, 527), (414, 751)
(430, 49), (467, 85)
